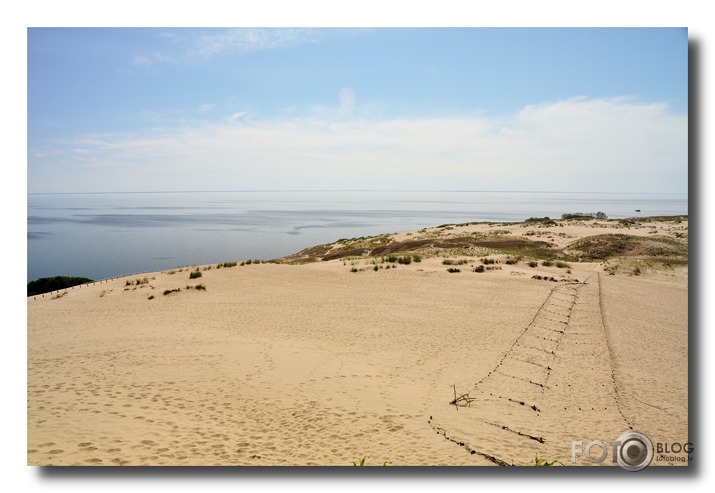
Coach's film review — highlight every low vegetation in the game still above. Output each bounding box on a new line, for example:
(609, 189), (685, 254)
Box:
(269, 216), (687, 270)
(352, 457), (388, 466)
(532, 275), (558, 282)
(533, 455), (559, 466)
(125, 277), (150, 286)
(442, 259), (468, 265)
(565, 234), (687, 261)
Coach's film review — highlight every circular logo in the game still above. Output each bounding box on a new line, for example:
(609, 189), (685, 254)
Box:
(616, 431), (653, 471)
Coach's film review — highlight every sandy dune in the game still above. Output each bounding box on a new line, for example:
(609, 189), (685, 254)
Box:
(27, 219), (688, 466)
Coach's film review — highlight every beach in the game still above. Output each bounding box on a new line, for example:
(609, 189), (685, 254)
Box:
(27, 217), (688, 466)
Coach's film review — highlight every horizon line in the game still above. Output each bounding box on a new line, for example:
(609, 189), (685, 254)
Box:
(27, 189), (688, 195)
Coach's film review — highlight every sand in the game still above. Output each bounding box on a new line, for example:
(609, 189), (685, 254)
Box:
(27, 218), (688, 466)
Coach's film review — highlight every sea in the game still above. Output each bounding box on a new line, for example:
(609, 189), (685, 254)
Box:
(27, 191), (688, 282)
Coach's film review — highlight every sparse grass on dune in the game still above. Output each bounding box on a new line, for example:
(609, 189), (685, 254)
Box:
(270, 216), (688, 268)
(565, 234), (687, 261)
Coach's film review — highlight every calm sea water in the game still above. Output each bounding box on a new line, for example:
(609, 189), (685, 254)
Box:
(27, 191), (687, 282)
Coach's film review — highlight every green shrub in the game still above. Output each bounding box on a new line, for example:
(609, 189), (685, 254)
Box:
(412, 255), (422, 262)
(542, 260), (554, 267)
(189, 270), (202, 279)
(443, 259), (468, 265)
(163, 288), (180, 296)
(474, 265), (485, 273)
(528, 261), (538, 268)
(352, 458), (388, 466)
(446, 268), (461, 273)
(533, 455), (558, 466)
(194, 284), (206, 290)
(555, 261), (570, 269)
(482, 258), (496, 265)
(397, 256), (412, 265)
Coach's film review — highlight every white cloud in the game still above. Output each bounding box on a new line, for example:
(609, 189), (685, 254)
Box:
(30, 97), (687, 193)
(198, 104), (215, 113)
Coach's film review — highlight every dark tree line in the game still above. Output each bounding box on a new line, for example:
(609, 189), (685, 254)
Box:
(28, 276), (94, 296)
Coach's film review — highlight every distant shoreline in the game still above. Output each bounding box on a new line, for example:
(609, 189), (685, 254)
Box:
(28, 214), (688, 293)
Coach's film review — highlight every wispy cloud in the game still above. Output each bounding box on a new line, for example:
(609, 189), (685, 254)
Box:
(226, 111), (249, 122)
(29, 97), (687, 193)
(187, 28), (319, 57)
(130, 51), (176, 70)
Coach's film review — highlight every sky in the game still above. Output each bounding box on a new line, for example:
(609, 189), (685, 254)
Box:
(27, 27), (688, 193)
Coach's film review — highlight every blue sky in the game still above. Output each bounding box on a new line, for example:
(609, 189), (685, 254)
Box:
(27, 27), (688, 193)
